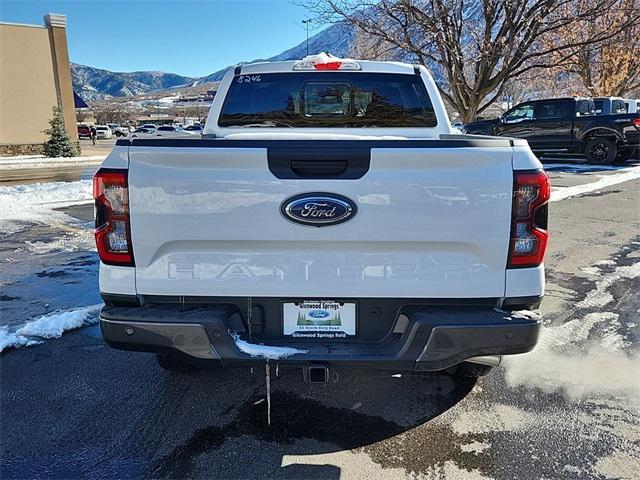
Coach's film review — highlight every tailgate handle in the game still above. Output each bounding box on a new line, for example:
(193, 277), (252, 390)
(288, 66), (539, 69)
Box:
(290, 160), (348, 177)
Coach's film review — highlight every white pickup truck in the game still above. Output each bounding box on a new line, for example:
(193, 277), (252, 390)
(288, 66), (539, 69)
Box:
(95, 55), (548, 381)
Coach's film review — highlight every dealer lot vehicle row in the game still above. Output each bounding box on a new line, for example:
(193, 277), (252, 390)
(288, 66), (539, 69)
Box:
(464, 96), (640, 164)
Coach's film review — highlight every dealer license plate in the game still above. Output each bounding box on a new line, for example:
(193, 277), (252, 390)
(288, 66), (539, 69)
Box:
(283, 300), (356, 338)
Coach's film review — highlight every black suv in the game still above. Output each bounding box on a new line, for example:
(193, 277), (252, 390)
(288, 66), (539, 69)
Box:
(465, 97), (640, 164)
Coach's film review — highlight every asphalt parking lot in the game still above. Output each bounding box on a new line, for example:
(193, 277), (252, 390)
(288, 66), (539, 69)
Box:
(1, 159), (639, 479)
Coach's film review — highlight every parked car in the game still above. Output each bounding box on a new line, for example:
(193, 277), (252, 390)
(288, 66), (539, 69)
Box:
(593, 97), (628, 115)
(131, 125), (197, 138)
(464, 97), (640, 163)
(624, 99), (639, 114)
(132, 127), (154, 135)
(156, 125), (199, 137)
(184, 124), (203, 131)
(95, 55), (547, 381)
(94, 125), (113, 140)
(115, 126), (134, 137)
(77, 125), (91, 139)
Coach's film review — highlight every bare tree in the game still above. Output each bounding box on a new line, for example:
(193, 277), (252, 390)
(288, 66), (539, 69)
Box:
(93, 102), (129, 125)
(350, 27), (396, 59)
(301, 0), (640, 122)
(76, 109), (90, 123)
(552, 0), (640, 97)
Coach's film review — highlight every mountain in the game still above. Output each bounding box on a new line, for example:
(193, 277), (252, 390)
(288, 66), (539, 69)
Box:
(71, 63), (195, 101)
(198, 21), (357, 83)
(71, 21), (359, 101)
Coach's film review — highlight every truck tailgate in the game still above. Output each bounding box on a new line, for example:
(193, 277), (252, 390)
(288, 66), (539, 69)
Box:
(128, 141), (514, 298)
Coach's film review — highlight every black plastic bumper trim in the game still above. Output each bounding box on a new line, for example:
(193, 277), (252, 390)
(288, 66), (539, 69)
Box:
(99, 304), (541, 371)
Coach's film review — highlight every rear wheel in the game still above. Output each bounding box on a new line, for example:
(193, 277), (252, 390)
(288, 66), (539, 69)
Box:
(585, 138), (617, 164)
(155, 353), (197, 374)
(445, 362), (494, 379)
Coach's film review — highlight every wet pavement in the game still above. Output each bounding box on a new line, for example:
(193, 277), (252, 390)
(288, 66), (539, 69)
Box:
(1, 159), (639, 479)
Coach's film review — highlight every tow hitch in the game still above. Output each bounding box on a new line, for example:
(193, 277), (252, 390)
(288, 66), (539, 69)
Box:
(304, 363), (336, 384)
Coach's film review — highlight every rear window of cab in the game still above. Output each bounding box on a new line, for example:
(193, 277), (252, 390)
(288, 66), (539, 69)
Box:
(218, 72), (437, 128)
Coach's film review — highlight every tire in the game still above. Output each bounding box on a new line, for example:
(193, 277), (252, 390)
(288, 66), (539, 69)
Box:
(585, 138), (618, 165)
(155, 353), (197, 374)
(445, 362), (494, 379)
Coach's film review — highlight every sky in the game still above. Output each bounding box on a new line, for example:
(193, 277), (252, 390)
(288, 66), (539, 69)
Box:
(0, 0), (321, 77)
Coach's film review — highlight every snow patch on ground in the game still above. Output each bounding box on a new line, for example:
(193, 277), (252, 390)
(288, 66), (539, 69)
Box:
(25, 229), (95, 254)
(452, 404), (535, 435)
(540, 312), (620, 348)
(0, 304), (102, 353)
(437, 462), (493, 480)
(576, 262), (640, 309)
(550, 165), (640, 202)
(504, 259), (639, 400)
(0, 327), (43, 351)
(460, 441), (491, 453)
(580, 266), (602, 276)
(504, 343), (640, 401)
(233, 333), (308, 359)
(280, 450), (409, 480)
(594, 449), (640, 480)
(493, 308), (541, 322)
(504, 309), (636, 399)
(594, 259), (616, 266)
(0, 180), (93, 234)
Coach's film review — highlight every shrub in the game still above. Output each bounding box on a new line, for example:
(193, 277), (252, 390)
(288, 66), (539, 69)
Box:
(43, 105), (77, 157)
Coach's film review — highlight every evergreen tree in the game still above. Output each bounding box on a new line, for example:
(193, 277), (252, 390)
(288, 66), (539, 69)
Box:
(43, 105), (77, 157)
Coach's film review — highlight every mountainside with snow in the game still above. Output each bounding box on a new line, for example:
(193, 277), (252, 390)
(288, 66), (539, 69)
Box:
(72, 22), (358, 100)
(198, 22), (357, 83)
(71, 63), (195, 101)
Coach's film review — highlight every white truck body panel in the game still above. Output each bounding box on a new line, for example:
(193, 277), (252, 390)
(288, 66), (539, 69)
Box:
(99, 263), (136, 294)
(127, 144), (515, 298)
(97, 58), (546, 302)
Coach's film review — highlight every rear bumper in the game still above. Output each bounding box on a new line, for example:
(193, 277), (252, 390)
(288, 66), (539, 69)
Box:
(99, 303), (541, 371)
(621, 131), (640, 150)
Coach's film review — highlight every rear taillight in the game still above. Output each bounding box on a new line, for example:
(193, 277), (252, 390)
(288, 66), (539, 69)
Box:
(632, 117), (640, 127)
(93, 169), (134, 266)
(508, 170), (550, 268)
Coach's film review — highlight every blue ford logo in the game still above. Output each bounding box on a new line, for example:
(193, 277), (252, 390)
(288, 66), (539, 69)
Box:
(308, 310), (330, 319)
(281, 192), (357, 227)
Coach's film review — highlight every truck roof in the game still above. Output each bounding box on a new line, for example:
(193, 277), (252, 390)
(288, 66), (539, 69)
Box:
(237, 53), (418, 76)
(525, 96), (592, 102)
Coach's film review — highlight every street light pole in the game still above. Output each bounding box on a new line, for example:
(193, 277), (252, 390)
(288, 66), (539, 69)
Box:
(302, 19), (310, 56)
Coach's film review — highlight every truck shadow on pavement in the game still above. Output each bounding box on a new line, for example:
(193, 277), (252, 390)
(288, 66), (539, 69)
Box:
(144, 366), (477, 479)
(1, 332), (482, 480)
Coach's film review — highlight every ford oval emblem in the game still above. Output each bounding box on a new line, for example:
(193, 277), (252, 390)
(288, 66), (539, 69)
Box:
(281, 192), (357, 227)
(308, 310), (330, 319)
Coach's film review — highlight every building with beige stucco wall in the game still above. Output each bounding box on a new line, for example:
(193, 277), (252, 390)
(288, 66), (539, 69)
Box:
(0, 14), (77, 155)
